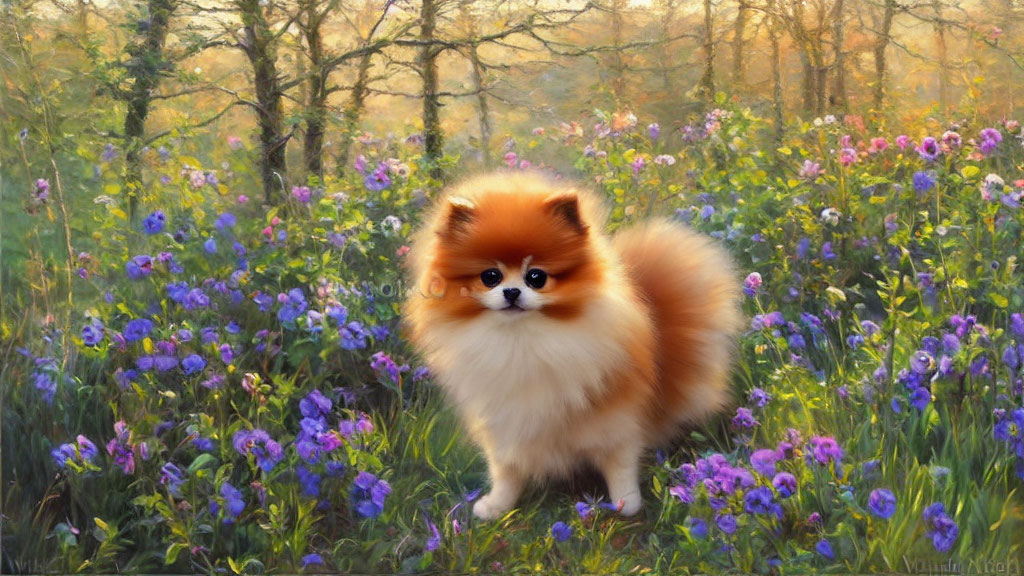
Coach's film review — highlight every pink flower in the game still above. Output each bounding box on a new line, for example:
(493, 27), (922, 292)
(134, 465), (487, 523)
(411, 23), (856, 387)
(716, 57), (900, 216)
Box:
(504, 152), (518, 168)
(895, 135), (911, 150)
(291, 186), (311, 203)
(238, 195), (248, 204)
(869, 137), (888, 153)
(839, 148), (858, 166)
(799, 160), (823, 180)
(396, 245), (410, 257)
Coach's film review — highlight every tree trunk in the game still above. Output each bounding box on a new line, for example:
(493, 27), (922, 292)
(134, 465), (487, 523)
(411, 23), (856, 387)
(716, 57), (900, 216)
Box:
(659, 0), (678, 93)
(831, 0), (846, 111)
(815, 64), (827, 114)
(872, 0), (896, 110)
(239, 0), (287, 204)
(419, 0), (443, 178)
(731, 0), (748, 88)
(767, 0), (784, 143)
(799, 52), (815, 112)
(337, 51), (373, 176)
(610, 0), (626, 105)
(123, 0), (175, 221)
(467, 45), (492, 166)
(699, 0), (715, 104)
(933, 1), (950, 114)
(302, 3), (327, 179)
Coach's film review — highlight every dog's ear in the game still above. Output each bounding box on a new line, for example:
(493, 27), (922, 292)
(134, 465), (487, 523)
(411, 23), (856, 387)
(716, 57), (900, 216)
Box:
(440, 196), (476, 236)
(544, 193), (587, 235)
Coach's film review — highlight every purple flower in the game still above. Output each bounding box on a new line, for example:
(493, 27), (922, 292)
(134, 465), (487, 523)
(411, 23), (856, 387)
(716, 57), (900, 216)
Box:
(370, 351), (407, 385)
(750, 449), (778, 476)
(715, 514), (737, 534)
(51, 435), (99, 471)
(809, 436), (844, 466)
(1010, 314), (1024, 338)
(685, 516), (708, 539)
(203, 237), (217, 254)
(551, 521), (572, 542)
(351, 471), (391, 518)
(233, 429), (284, 472)
(910, 350), (936, 375)
(215, 212), (236, 232)
(913, 171), (936, 192)
(815, 538), (835, 560)
(300, 389), (333, 418)
(743, 486), (775, 515)
(143, 210), (166, 234)
(125, 255), (153, 280)
(917, 137), (940, 161)
(292, 186), (312, 203)
(425, 517), (441, 551)
(923, 502), (959, 552)
(123, 318), (153, 342)
(160, 462), (185, 496)
(978, 128), (1002, 155)
(647, 123), (660, 140)
(81, 320), (104, 346)
(181, 354), (206, 376)
(34, 178), (50, 202)
(821, 242), (837, 260)
(748, 387), (771, 407)
(213, 482), (245, 524)
(301, 554), (324, 569)
(910, 386), (932, 411)
(364, 163), (391, 191)
(669, 484), (693, 504)
(772, 472), (797, 498)
(732, 407), (758, 429)
(743, 272), (762, 297)
(868, 488), (897, 519)
(576, 501), (594, 519)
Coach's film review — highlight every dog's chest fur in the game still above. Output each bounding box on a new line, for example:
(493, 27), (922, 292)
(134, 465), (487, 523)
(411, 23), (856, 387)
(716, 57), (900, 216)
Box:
(424, 292), (647, 476)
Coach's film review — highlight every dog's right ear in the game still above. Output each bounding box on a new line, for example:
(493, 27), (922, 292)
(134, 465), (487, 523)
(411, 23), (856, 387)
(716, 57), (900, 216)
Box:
(440, 196), (475, 236)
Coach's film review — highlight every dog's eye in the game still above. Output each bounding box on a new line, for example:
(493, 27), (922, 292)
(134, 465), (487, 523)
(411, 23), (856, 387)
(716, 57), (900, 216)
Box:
(524, 268), (547, 289)
(481, 268), (503, 287)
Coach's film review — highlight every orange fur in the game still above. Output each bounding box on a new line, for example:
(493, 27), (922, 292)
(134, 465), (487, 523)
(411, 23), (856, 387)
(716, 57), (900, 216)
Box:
(402, 171), (742, 519)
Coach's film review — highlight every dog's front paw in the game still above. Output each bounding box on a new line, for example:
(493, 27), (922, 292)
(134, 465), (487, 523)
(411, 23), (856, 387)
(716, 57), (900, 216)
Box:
(472, 493), (513, 520)
(615, 492), (643, 517)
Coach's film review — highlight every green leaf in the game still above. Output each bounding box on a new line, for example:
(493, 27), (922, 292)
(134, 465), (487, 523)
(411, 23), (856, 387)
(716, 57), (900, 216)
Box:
(188, 453), (217, 474)
(165, 542), (186, 565)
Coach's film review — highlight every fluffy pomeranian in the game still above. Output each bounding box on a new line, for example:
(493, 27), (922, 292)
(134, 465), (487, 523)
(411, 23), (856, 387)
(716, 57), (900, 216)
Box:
(403, 172), (742, 519)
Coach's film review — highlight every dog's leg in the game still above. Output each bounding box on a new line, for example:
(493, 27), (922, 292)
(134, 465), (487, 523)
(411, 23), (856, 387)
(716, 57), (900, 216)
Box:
(595, 443), (643, 516)
(473, 459), (524, 520)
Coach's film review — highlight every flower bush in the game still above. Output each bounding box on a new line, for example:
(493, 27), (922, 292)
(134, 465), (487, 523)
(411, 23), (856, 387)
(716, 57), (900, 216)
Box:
(4, 102), (1024, 572)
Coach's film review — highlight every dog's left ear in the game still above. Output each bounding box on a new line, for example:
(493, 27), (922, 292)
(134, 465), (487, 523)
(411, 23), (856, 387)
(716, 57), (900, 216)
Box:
(544, 193), (587, 235)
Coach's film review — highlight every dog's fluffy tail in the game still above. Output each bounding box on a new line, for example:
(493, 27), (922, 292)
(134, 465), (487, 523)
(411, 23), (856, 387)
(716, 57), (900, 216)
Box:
(612, 219), (743, 438)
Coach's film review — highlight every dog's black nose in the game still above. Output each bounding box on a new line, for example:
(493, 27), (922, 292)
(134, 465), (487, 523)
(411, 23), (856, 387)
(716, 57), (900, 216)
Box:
(503, 288), (521, 304)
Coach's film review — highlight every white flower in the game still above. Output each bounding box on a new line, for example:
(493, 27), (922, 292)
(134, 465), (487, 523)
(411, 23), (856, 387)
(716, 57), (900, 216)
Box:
(820, 207), (841, 226)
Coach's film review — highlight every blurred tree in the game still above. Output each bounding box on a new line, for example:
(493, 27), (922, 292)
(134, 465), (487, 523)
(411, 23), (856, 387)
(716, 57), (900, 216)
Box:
(292, 0), (409, 178)
(869, 0), (899, 112)
(234, 0), (290, 203)
(699, 0), (715, 104)
(732, 0), (750, 88)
